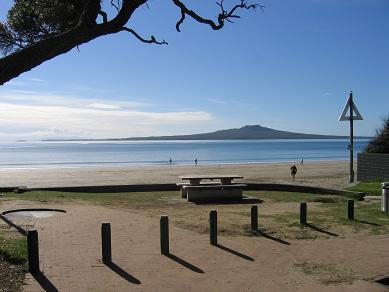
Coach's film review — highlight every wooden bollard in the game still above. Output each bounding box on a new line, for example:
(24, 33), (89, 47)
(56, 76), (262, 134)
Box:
(160, 216), (169, 255)
(300, 202), (307, 225)
(27, 230), (39, 273)
(210, 210), (217, 245)
(251, 205), (258, 231)
(101, 223), (112, 264)
(347, 200), (354, 220)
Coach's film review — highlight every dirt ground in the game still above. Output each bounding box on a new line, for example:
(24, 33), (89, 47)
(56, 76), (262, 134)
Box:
(1, 197), (388, 292)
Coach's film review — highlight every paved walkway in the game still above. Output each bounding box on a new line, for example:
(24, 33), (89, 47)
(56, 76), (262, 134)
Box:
(0, 200), (388, 291)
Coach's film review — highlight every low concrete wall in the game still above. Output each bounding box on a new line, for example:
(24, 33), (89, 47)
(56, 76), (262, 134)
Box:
(0, 183), (364, 200)
(357, 153), (389, 181)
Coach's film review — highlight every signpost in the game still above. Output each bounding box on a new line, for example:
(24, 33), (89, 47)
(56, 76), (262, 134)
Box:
(339, 91), (363, 183)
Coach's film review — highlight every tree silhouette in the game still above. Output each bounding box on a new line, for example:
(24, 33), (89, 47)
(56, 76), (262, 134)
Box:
(0, 0), (262, 85)
(364, 115), (389, 154)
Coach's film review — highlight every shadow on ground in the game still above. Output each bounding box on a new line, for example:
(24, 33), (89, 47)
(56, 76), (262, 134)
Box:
(354, 219), (381, 226)
(106, 262), (141, 284)
(31, 271), (58, 292)
(215, 244), (254, 261)
(375, 276), (389, 287)
(304, 223), (338, 237)
(166, 253), (204, 273)
(253, 229), (290, 245)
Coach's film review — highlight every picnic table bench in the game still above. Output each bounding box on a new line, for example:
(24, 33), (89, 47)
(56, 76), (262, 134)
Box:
(177, 175), (246, 202)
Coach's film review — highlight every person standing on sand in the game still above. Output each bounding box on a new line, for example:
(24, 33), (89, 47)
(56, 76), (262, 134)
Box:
(195, 158), (198, 166)
(169, 158), (172, 165)
(290, 164), (297, 182)
(301, 157), (304, 165)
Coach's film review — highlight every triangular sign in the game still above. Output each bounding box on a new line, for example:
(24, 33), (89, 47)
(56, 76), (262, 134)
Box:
(338, 93), (363, 121)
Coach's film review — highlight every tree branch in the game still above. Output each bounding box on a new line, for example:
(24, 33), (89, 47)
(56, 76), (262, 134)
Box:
(121, 27), (167, 45)
(98, 10), (108, 23)
(172, 0), (262, 32)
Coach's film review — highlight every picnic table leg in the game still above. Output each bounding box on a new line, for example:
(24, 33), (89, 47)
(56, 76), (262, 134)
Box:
(189, 179), (201, 186)
(221, 178), (232, 185)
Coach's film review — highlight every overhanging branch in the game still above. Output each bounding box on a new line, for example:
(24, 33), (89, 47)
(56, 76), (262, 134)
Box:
(121, 27), (168, 45)
(172, 0), (263, 32)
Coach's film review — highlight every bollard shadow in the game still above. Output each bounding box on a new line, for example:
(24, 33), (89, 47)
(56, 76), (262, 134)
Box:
(215, 244), (254, 261)
(304, 223), (338, 237)
(253, 229), (290, 245)
(106, 261), (141, 284)
(166, 253), (204, 273)
(354, 219), (381, 226)
(31, 271), (58, 292)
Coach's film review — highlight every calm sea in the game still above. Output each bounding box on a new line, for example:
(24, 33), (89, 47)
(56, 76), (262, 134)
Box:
(0, 139), (370, 169)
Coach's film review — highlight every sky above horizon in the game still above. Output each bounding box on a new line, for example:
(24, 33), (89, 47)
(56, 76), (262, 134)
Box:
(0, 0), (388, 141)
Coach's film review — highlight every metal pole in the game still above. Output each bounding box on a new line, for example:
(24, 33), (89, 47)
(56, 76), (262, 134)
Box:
(349, 91), (354, 183)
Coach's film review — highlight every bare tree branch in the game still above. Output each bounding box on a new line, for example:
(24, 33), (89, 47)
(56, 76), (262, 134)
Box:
(121, 27), (167, 45)
(110, 0), (120, 12)
(98, 10), (108, 23)
(172, 0), (263, 32)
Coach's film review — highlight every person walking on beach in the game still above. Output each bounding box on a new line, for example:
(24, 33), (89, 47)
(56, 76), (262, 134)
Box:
(290, 164), (297, 182)
(195, 158), (198, 166)
(169, 158), (172, 165)
(301, 157), (304, 165)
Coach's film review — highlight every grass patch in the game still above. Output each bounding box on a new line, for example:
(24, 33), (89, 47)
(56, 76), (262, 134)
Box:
(245, 190), (352, 203)
(0, 226), (27, 265)
(3, 190), (178, 207)
(347, 182), (382, 196)
(3, 189), (389, 239)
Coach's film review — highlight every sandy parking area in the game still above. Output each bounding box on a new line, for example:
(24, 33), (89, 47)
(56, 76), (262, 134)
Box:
(0, 199), (387, 292)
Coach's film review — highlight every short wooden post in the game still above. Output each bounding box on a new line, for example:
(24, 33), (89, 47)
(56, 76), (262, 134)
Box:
(251, 205), (258, 231)
(27, 230), (39, 273)
(210, 210), (217, 245)
(101, 223), (112, 264)
(347, 200), (354, 220)
(160, 216), (169, 255)
(300, 202), (307, 225)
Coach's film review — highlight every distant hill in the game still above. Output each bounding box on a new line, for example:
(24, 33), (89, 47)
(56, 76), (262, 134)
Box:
(118, 125), (350, 140)
(43, 125), (365, 141)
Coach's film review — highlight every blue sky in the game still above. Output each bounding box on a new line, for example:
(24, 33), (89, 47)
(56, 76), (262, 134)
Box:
(0, 0), (388, 141)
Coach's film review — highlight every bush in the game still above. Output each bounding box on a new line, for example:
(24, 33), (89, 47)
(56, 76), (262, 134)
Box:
(364, 115), (389, 153)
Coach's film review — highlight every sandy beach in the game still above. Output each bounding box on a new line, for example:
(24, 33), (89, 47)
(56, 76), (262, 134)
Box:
(0, 160), (355, 189)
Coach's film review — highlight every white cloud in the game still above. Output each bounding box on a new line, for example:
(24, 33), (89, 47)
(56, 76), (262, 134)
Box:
(88, 103), (121, 110)
(29, 78), (46, 83)
(0, 90), (213, 141)
(207, 98), (227, 105)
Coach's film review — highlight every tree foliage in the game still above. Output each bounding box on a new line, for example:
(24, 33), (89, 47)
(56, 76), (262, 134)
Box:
(0, 0), (262, 85)
(364, 115), (389, 154)
(0, 0), (85, 54)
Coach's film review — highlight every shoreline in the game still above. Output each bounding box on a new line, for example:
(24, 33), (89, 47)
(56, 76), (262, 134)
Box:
(0, 158), (350, 171)
(0, 160), (355, 190)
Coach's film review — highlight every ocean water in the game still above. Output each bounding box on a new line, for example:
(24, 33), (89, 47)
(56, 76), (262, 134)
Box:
(0, 139), (370, 169)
